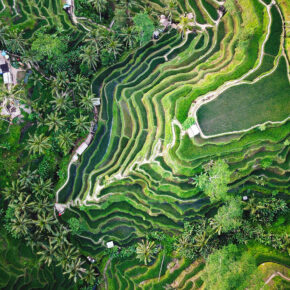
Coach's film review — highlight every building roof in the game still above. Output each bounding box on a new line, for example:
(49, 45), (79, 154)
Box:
(187, 124), (200, 138)
(0, 63), (9, 73)
(3, 72), (12, 84)
(92, 98), (101, 106)
(76, 142), (88, 155)
(106, 241), (114, 248)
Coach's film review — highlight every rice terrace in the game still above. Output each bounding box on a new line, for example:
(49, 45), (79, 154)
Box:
(0, 0), (289, 289)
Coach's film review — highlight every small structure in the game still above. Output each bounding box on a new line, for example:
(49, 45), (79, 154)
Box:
(92, 97), (101, 106)
(55, 203), (66, 216)
(63, 0), (72, 10)
(153, 30), (160, 39)
(187, 124), (200, 138)
(242, 196), (248, 201)
(160, 15), (170, 28)
(3, 72), (12, 84)
(76, 142), (88, 155)
(0, 63), (9, 73)
(187, 13), (194, 20)
(106, 241), (114, 249)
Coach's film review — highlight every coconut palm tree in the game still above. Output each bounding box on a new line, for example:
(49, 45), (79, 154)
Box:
(193, 230), (211, 252)
(33, 197), (53, 215)
(84, 28), (105, 52)
(107, 36), (122, 59)
(50, 91), (72, 112)
(80, 44), (99, 71)
(56, 246), (80, 269)
(52, 71), (69, 91)
(2, 180), (25, 202)
(26, 133), (51, 155)
(31, 178), (53, 197)
(18, 167), (38, 188)
(80, 92), (95, 111)
(89, 0), (108, 21)
(51, 225), (71, 249)
(56, 130), (76, 155)
(45, 112), (66, 132)
(74, 115), (91, 134)
(37, 240), (57, 267)
(0, 25), (8, 47)
(11, 193), (33, 216)
(10, 212), (31, 238)
(34, 212), (56, 234)
(84, 264), (98, 285)
(63, 257), (86, 283)
(121, 26), (138, 48)
(5, 29), (26, 54)
(71, 74), (90, 95)
(136, 240), (158, 265)
(177, 15), (193, 38)
(165, 0), (177, 21)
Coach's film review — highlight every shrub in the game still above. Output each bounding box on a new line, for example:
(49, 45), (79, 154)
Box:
(182, 117), (196, 130)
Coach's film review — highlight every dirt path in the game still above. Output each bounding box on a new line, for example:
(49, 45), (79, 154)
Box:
(264, 271), (290, 285)
(103, 257), (112, 290)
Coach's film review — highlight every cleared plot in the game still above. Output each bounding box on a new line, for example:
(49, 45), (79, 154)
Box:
(196, 56), (290, 136)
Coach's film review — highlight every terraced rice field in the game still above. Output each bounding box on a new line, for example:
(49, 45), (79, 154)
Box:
(56, 0), (290, 262)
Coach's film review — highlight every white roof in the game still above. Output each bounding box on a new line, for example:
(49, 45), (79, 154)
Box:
(76, 142), (88, 155)
(92, 98), (101, 106)
(106, 241), (114, 248)
(66, 0), (72, 5)
(3, 72), (12, 84)
(187, 124), (200, 138)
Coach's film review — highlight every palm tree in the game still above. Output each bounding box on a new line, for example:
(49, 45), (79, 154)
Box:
(177, 15), (193, 38)
(0, 83), (25, 104)
(56, 246), (79, 269)
(80, 92), (95, 111)
(80, 44), (99, 71)
(34, 212), (56, 234)
(56, 130), (76, 154)
(50, 225), (71, 249)
(89, 0), (108, 21)
(18, 167), (38, 188)
(11, 193), (33, 216)
(2, 180), (25, 202)
(52, 71), (69, 91)
(165, 0), (177, 21)
(63, 257), (86, 283)
(74, 115), (91, 134)
(0, 25), (8, 47)
(136, 240), (158, 265)
(106, 37), (122, 59)
(121, 26), (138, 48)
(71, 74), (90, 95)
(31, 178), (53, 197)
(209, 218), (222, 235)
(33, 197), (53, 215)
(193, 230), (211, 252)
(37, 240), (57, 267)
(84, 264), (98, 285)
(26, 133), (51, 155)
(50, 91), (72, 112)
(10, 212), (31, 238)
(5, 29), (26, 54)
(84, 28), (105, 52)
(45, 112), (66, 132)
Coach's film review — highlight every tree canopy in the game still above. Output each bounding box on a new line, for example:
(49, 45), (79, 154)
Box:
(202, 244), (264, 290)
(197, 159), (232, 202)
(133, 13), (155, 45)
